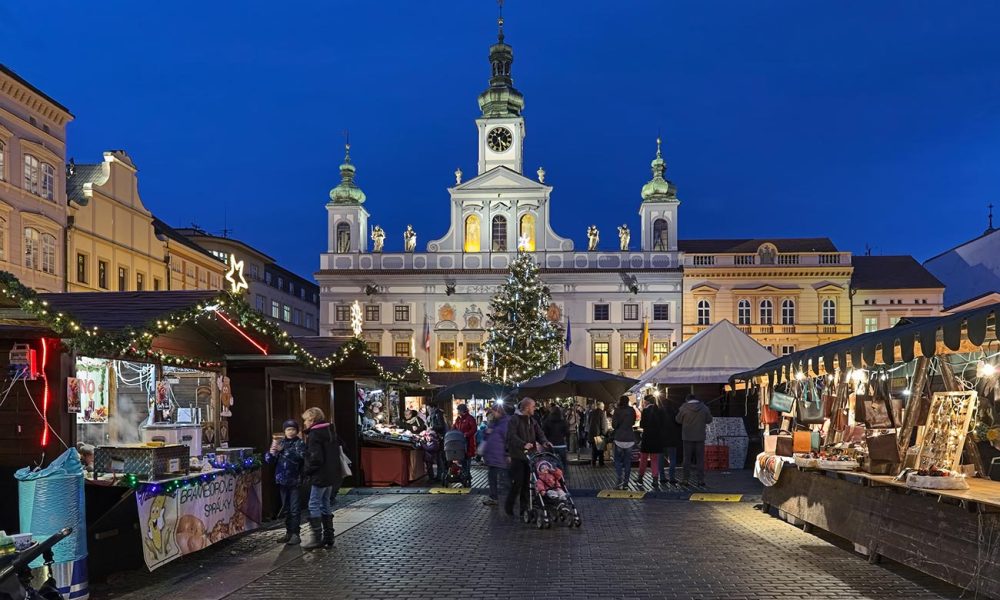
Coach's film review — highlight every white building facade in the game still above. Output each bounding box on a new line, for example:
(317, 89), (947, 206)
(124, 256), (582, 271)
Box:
(316, 19), (684, 377)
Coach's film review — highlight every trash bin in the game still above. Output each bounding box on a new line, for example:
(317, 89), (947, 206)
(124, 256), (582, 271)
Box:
(16, 448), (89, 600)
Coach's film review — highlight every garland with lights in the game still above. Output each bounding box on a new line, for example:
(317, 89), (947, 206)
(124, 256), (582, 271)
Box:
(0, 271), (429, 385)
(124, 455), (263, 499)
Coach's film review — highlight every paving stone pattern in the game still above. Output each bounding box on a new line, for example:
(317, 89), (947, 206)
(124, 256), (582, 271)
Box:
(225, 495), (963, 600)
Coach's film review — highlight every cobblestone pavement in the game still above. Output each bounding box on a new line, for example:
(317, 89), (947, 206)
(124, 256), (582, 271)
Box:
(217, 495), (961, 600)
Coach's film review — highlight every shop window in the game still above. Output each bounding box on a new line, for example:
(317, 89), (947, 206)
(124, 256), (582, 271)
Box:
(394, 341), (411, 357)
(780, 299), (795, 325)
(336, 222), (351, 253)
(271, 300), (280, 319)
(464, 214), (481, 252)
(696, 300), (711, 326)
(23, 155), (39, 195)
(136, 272), (145, 291)
(623, 303), (639, 321)
(518, 213), (535, 251)
(76, 253), (88, 284)
(759, 299), (773, 325)
(593, 303), (610, 321)
(592, 341), (610, 369)
(365, 304), (380, 322)
(653, 303), (669, 321)
(98, 260), (108, 289)
(282, 305), (292, 322)
(118, 266), (128, 291)
(863, 316), (878, 332)
(335, 304), (351, 322)
(366, 341), (381, 355)
(394, 305), (410, 322)
(651, 341), (670, 365)
(623, 342), (639, 370)
(822, 299), (837, 325)
(652, 219), (669, 251)
(737, 299), (751, 325)
(491, 215), (507, 251)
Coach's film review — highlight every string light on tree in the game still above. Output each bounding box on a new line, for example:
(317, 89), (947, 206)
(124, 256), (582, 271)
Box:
(350, 300), (363, 337)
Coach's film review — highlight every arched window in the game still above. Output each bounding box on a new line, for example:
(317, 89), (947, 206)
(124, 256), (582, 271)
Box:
(518, 214), (536, 251)
(759, 299), (773, 325)
(491, 215), (507, 252)
(781, 299), (795, 325)
(737, 299), (751, 325)
(652, 219), (669, 251)
(0, 216), (6, 261)
(41, 163), (54, 200)
(336, 222), (351, 253)
(464, 214), (481, 252)
(697, 299), (711, 326)
(822, 299), (837, 325)
(23, 227), (39, 270)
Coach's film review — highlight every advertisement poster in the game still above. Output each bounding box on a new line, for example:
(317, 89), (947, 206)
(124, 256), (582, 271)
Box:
(66, 377), (81, 414)
(75, 358), (110, 424)
(135, 470), (262, 571)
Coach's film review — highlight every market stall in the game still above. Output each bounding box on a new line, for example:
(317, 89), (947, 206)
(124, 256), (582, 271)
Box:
(732, 304), (1000, 598)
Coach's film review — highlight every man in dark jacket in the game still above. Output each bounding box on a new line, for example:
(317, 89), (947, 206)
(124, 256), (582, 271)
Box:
(659, 397), (682, 485)
(301, 407), (342, 549)
(638, 396), (663, 490)
(505, 397), (549, 517)
(586, 402), (608, 466)
(675, 394), (713, 487)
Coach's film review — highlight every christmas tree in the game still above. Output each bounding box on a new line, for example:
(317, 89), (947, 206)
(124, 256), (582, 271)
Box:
(482, 252), (564, 384)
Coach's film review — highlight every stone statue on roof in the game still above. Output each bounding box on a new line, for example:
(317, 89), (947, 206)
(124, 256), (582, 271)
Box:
(587, 225), (599, 252)
(371, 225), (385, 253)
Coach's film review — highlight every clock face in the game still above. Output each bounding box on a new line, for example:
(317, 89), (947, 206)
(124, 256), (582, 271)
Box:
(487, 127), (513, 153)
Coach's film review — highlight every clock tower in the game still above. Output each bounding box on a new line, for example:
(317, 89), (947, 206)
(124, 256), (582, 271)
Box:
(476, 10), (525, 175)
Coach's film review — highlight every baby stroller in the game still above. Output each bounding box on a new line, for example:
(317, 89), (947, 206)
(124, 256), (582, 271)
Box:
(0, 527), (72, 600)
(523, 451), (581, 529)
(442, 429), (471, 487)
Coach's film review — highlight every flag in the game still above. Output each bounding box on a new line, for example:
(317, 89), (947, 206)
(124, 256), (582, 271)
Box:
(565, 318), (572, 351)
(641, 318), (650, 367)
(423, 314), (431, 352)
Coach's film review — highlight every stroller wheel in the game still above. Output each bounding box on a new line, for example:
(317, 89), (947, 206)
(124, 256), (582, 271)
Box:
(536, 514), (545, 529)
(522, 510), (532, 524)
(574, 517), (582, 527)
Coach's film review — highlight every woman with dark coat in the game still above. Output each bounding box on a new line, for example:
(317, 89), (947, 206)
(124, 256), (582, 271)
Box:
(659, 397), (683, 485)
(542, 406), (571, 478)
(637, 396), (664, 489)
(301, 407), (342, 550)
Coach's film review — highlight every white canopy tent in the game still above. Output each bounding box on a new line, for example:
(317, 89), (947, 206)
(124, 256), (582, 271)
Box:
(634, 319), (776, 388)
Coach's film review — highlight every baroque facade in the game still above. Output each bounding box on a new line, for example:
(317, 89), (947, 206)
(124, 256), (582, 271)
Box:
(316, 17), (684, 376)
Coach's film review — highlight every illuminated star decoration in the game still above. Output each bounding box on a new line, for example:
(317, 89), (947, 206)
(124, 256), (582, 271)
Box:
(517, 235), (530, 252)
(225, 254), (249, 294)
(350, 300), (363, 338)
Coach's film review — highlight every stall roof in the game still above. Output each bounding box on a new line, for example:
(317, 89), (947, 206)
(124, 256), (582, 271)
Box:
(35, 291), (221, 332)
(731, 302), (1000, 384)
(634, 320), (776, 386)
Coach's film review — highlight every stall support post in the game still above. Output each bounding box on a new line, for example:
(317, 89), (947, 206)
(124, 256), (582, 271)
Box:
(897, 357), (930, 462)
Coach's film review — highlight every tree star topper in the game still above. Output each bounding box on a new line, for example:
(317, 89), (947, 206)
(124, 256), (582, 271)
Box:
(350, 300), (363, 337)
(225, 254), (249, 294)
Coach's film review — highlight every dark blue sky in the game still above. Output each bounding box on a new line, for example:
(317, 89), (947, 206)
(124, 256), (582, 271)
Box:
(4, 1), (1000, 278)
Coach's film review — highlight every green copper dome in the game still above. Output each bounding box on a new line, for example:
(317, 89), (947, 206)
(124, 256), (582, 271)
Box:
(478, 16), (524, 118)
(641, 137), (678, 202)
(328, 144), (367, 205)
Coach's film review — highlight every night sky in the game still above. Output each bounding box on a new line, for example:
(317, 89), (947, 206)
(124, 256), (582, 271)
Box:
(3, 1), (999, 278)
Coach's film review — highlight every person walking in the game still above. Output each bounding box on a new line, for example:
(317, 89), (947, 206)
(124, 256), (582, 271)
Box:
(427, 402), (448, 482)
(505, 397), (549, 517)
(676, 394), (713, 487)
(586, 402), (608, 466)
(542, 406), (571, 479)
(453, 404), (478, 482)
(301, 407), (342, 550)
(481, 403), (512, 506)
(611, 396), (636, 490)
(266, 419), (306, 545)
(659, 397), (682, 485)
(637, 396), (663, 490)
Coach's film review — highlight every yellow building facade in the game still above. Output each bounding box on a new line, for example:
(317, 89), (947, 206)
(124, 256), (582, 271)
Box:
(680, 238), (853, 355)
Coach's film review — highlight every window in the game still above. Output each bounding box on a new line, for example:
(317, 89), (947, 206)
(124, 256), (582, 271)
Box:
(491, 215), (507, 251)
(623, 342), (639, 370)
(593, 303), (610, 321)
(394, 341), (411, 357)
(0, 216), (6, 261)
(153, 278), (161, 291)
(366, 341), (380, 355)
(780, 299), (795, 325)
(652, 219), (669, 251)
(336, 222), (351, 253)
(23, 228), (38, 270)
(593, 341), (610, 369)
(781, 345), (796, 356)
(653, 304), (670, 321)
(863, 316), (878, 332)
(652, 341), (670, 365)
(136, 272), (145, 291)
(305, 313), (314, 330)
(889, 316), (901, 327)
(250, 264), (259, 280)
(255, 294), (266, 313)
(365, 304), (380, 322)
(98, 260), (108, 289)
(466, 342), (482, 367)
(696, 300), (711, 325)
(264, 272), (272, 285)
(118, 266), (128, 291)
(335, 304), (351, 322)
(623, 303), (639, 321)
(75, 254), (87, 283)
(464, 214), (481, 252)
(439, 342), (456, 368)
(277, 276), (283, 290)
(518, 214), (536, 251)
(0, 141), (5, 180)
(300, 288), (305, 300)
(822, 299), (837, 325)
(23, 155), (39, 195)
(759, 299), (773, 325)
(271, 300), (280, 319)
(41, 234), (55, 274)
(394, 305), (410, 322)
(41, 163), (54, 200)
(737, 299), (751, 325)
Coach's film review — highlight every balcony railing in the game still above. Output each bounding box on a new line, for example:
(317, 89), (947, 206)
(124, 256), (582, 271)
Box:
(683, 252), (851, 268)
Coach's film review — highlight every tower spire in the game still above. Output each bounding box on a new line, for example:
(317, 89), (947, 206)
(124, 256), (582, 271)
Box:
(478, 0), (524, 118)
(328, 137), (366, 205)
(641, 136), (678, 203)
(988, 202), (996, 234)
(498, 0), (504, 43)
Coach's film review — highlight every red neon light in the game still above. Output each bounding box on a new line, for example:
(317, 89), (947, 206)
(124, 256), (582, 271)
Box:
(40, 338), (50, 447)
(215, 311), (268, 355)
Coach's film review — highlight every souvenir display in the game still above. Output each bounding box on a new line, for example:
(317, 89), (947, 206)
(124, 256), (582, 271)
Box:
(914, 391), (978, 473)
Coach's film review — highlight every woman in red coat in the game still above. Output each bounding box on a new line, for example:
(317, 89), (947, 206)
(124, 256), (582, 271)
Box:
(454, 404), (478, 480)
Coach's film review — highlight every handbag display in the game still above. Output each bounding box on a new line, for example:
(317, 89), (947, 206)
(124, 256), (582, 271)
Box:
(775, 433), (794, 457)
(856, 394), (893, 429)
(797, 382), (825, 424)
(793, 430), (812, 454)
(761, 402), (781, 425)
(769, 391), (794, 414)
(865, 431), (899, 464)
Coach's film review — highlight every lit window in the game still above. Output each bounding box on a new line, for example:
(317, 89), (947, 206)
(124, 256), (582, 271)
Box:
(23, 155), (39, 195)
(651, 341), (670, 365)
(593, 304), (610, 321)
(696, 300), (711, 325)
(781, 299), (795, 325)
(136, 272), (145, 291)
(653, 304), (669, 321)
(822, 299), (837, 325)
(466, 342), (482, 367)
(863, 316), (878, 332)
(366, 340), (380, 355)
(623, 342), (639, 370)
(41, 163), (54, 200)
(282, 305), (291, 322)
(335, 304), (351, 322)
(464, 214), (481, 252)
(623, 303), (639, 321)
(593, 341), (610, 369)
(518, 214), (536, 251)
(737, 299), (751, 325)
(23, 228), (39, 270)
(271, 300), (280, 318)
(394, 341), (411, 357)
(439, 342), (456, 368)
(759, 299), (773, 325)
(889, 316), (901, 327)
(365, 304), (380, 322)
(491, 215), (507, 252)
